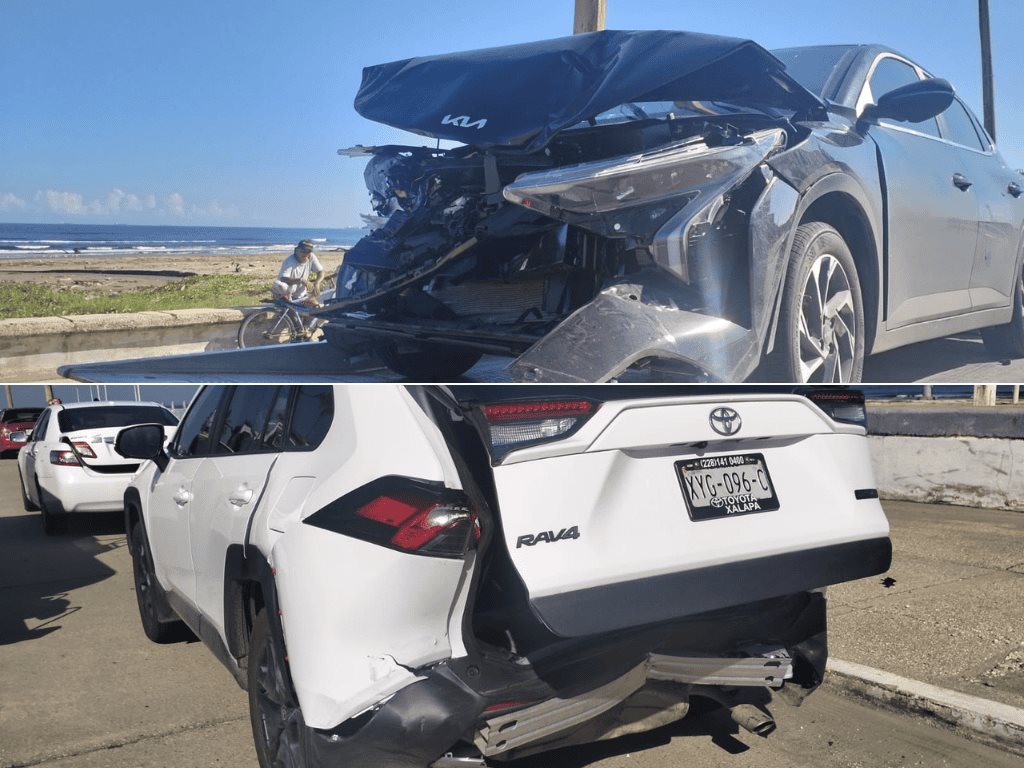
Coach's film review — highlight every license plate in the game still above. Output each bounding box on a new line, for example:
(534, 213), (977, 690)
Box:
(676, 453), (779, 521)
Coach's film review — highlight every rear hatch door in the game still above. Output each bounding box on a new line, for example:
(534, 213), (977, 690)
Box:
(460, 388), (890, 637)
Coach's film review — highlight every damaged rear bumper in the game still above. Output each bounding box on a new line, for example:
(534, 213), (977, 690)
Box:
(302, 592), (829, 767)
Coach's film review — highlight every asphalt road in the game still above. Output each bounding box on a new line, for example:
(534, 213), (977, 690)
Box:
(0, 460), (1019, 768)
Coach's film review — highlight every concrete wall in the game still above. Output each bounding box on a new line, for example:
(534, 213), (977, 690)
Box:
(867, 404), (1024, 511)
(869, 435), (1024, 512)
(0, 309), (244, 381)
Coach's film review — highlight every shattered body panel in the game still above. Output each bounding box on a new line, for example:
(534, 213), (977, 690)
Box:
(325, 32), (1024, 381)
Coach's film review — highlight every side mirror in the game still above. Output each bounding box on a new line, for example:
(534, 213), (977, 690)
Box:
(859, 77), (954, 128)
(115, 424), (169, 471)
(9, 431), (27, 443)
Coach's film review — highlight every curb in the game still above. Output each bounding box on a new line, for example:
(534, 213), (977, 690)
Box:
(827, 657), (1024, 756)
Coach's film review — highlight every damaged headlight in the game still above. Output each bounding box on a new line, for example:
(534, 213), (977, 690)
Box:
(503, 128), (786, 281)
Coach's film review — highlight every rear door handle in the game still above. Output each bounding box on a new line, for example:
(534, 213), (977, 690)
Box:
(952, 173), (973, 191)
(173, 488), (192, 506)
(1009, 181), (1023, 198)
(229, 487), (254, 506)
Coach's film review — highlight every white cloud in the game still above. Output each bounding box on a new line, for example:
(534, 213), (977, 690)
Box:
(165, 192), (185, 215)
(20, 187), (238, 222)
(0, 192), (26, 210)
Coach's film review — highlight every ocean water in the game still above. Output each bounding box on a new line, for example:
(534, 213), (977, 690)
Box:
(0, 222), (366, 259)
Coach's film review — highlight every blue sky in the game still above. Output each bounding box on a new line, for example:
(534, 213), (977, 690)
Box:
(2, 0), (1021, 228)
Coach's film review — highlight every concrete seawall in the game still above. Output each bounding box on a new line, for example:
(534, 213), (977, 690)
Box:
(0, 309), (243, 382)
(868, 404), (1024, 512)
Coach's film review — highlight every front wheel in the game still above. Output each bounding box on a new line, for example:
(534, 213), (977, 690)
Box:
(130, 519), (187, 643)
(248, 610), (309, 767)
(238, 309), (303, 348)
(771, 222), (865, 383)
(377, 342), (482, 381)
(981, 258), (1024, 358)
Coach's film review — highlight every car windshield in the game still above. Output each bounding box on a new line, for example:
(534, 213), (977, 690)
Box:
(3, 409), (42, 423)
(772, 45), (857, 99)
(57, 406), (178, 433)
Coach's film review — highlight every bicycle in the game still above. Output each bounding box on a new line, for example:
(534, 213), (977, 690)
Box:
(237, 296), (329, 348)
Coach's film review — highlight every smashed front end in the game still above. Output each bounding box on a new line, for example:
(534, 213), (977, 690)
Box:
(324, 30), (824, 381)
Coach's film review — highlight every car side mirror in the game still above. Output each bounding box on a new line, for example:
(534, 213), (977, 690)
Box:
(859, 77), (954, 129)
(9, 431), (27, 443)
(115, 423), (169, 471)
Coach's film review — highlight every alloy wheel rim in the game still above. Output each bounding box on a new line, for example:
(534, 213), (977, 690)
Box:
(797, 253), (857, 383)
(254, 632), (303, 766)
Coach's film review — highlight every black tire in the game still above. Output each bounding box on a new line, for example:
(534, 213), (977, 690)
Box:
(130, 519), (187, 643)
(238, 309), (303, 349)
(248, 610), (309, 768)
(770, 222), (865, 383)
(19, 466), (38, 512)
(981, 257), (1024, 358)
(37, 479), (68, 536)
(377, 342), (483, 381)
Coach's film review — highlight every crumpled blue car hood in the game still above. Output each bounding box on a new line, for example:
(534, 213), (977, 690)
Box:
(354, 29), (825, 151)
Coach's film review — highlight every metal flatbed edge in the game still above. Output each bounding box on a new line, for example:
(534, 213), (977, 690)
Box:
(57, 342), (515, 383)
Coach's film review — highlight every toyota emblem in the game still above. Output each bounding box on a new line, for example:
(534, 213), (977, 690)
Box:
(709, 407), (742, 436)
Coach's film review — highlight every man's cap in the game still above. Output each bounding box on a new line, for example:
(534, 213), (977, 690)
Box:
(297, 239), (315, 252)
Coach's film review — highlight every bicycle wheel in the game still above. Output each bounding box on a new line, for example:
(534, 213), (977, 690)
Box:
(237, 308), (303, 348)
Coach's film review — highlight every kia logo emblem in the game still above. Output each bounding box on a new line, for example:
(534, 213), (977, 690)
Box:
(709, 407), (742, 436)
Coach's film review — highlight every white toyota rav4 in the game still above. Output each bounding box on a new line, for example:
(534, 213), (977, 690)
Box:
(116, 384), (891, 768)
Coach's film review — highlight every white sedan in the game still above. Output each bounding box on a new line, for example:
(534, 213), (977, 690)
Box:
(17, 401), (178, 535)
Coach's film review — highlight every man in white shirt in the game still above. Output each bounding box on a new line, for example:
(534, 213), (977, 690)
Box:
(272, 240), (324, 305)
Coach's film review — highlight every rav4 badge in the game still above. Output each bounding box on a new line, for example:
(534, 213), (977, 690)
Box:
(516, 526), (581, 548)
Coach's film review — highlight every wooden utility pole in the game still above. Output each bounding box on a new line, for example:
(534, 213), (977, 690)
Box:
(979, 0), (996, 140)
(574, 0), (606, 34)
(43, 384), (54, 403)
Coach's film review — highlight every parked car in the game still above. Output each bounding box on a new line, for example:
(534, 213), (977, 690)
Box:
(322, 30), (1024, 383)
(16, 401), (179, 535)
(117, 384), (891, 767)
(0, 407), (43, 457)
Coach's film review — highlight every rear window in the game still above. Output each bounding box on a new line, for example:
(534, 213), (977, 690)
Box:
(57, 406), (178, 433)
(2, 409), (42, 423)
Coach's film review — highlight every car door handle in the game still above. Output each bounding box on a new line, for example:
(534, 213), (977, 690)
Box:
(952, 173), (973, 191)
(1009, 181), (1023, 198)
(228, 487), (254, 506)
(173, 488), (192, 506)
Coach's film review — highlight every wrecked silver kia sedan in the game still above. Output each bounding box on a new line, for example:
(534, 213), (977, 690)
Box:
(322, 30), (1024, 383)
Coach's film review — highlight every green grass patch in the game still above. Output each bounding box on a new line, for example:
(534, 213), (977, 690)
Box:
(0, 274), (268, 319)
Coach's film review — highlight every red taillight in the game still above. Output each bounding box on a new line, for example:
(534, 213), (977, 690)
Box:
(804, 389), (866, 427)
(483, 400), (593, 422)
(50, 449), (81, 466)
(481, 399), (599, 460)
(305, 477), (478, 558)
(0, 428), (10, 437)
(71, 441), (97, 458)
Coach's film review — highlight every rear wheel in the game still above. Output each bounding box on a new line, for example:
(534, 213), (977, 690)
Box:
(981, 258), (1024, 358)
(771, 222), (864, 383)
(37, 479), (67, 536)
(19, 466), (38, 512)
(130, 519), (187, 643)
(238, 309), (303, 348)
(377, 342), (482, 381)
(248, 609), (309, 768)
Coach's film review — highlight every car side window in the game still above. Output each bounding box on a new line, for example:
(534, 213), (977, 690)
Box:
(174, 387), (225, 458)
(938, 99), (985, 151)
(32, 411), (50, 441)
(286, 386), (333, 451)
(215, 386), (281, 455)
(262, 387), (293, 452)
(869, 57), (940, 138)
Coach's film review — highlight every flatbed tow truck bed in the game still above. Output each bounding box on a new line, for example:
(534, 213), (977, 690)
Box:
(56, 341), (515, 383)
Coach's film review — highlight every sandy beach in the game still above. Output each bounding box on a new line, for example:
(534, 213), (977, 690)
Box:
(0, 249), (348, 295)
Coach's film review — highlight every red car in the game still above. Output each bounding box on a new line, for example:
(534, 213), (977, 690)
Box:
(0, 408), (43, 457)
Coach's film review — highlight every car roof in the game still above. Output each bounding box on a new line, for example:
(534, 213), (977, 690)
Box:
(54, 400), (169, 411)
